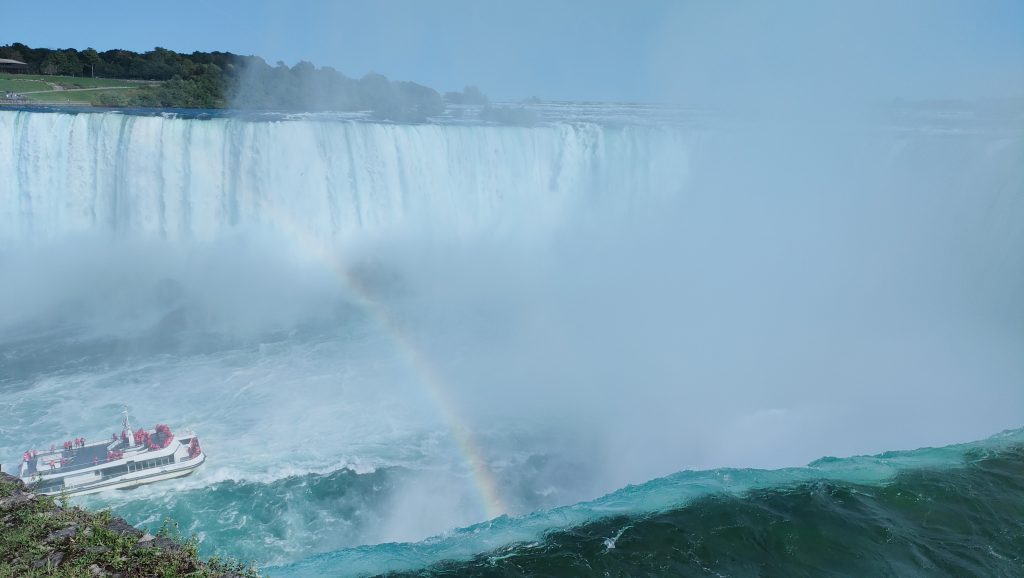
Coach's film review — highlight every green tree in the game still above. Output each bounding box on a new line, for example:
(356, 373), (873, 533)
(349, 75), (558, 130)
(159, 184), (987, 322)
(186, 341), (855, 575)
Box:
(40, 50), (82, 76)
(82, 48), (100, 77)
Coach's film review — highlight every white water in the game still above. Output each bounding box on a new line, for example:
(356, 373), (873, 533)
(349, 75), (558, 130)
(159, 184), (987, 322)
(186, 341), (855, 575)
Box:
(2, 108), (1023, 574)
(0, 109), (695, 566)
(0, 111), (688, 243)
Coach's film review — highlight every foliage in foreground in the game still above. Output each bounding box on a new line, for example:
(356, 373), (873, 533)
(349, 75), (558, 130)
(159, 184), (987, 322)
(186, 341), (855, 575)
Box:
(0, 473), (260, 578)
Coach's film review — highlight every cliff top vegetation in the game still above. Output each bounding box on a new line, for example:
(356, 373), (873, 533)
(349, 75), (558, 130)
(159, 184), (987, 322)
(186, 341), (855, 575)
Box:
(0, 42), (488, 121)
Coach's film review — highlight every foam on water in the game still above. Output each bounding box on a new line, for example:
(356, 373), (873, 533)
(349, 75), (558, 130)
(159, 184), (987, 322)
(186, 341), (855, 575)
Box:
(269, 428), (1024, 576)
(2, 106), (1022, 575)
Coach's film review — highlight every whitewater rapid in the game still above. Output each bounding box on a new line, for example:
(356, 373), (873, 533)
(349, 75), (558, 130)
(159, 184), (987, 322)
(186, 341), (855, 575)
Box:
(0, 108), (696, 570)
(1, 107), (1022, 576)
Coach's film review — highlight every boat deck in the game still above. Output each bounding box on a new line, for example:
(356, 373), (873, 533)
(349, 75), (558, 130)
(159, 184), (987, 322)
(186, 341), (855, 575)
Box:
(24, 441), (141, 478)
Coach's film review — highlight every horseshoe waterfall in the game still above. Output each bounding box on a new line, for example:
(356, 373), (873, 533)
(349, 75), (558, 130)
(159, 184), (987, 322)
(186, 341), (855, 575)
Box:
(2, 107), (1023, 577)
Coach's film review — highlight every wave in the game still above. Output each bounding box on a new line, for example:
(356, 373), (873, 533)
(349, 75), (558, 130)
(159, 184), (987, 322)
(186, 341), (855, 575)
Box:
(85, 466), (409, 568)
(269, 428), (1024, 577)
(415, 436), (1024, 577)
(4, 107), (1023, 577)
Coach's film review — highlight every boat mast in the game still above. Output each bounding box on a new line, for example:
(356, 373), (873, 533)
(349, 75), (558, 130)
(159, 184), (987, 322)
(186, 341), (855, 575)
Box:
(122, 406), (136, 448)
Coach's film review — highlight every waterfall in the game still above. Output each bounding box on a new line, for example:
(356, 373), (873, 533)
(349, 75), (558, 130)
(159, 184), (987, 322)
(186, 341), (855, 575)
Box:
(0, 111), (690, 243)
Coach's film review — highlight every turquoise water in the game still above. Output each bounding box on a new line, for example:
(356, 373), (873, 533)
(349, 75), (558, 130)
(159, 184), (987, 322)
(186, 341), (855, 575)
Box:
(408, 436), (1024, 577)
(2, 107), (1022, 576)
(271, 429), (1024, 576)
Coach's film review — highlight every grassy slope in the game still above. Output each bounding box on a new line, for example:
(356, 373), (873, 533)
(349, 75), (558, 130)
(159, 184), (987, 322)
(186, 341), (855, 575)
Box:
(0, 473), (259, 578)
(0, 74), (154, 105)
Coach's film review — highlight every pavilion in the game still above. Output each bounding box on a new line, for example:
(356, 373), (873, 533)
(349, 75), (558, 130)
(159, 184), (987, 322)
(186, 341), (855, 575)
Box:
(0, 59), (28, 74)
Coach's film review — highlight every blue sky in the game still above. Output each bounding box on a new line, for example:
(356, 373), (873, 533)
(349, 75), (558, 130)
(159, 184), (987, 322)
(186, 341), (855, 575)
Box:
(3, 0), (1022, 102)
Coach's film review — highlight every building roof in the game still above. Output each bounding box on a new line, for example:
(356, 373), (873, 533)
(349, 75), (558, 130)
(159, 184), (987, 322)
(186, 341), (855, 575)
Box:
(0, 59), (27, 65)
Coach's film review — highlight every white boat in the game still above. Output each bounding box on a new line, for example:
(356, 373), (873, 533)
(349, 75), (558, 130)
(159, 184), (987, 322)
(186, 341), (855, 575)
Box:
(16, 409), (205, 496)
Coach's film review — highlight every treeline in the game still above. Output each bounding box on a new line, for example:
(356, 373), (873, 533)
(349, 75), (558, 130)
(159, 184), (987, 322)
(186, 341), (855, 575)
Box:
(0, 43), (487, 120)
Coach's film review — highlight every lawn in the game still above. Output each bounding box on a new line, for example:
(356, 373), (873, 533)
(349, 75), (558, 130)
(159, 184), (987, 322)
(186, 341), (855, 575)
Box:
(0, 74), (152, 105)
(0, 73), (150, 89)
(0, 77), (48, 93)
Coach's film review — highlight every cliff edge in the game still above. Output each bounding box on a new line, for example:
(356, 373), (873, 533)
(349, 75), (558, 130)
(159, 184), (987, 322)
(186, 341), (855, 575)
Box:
(0, 471), (258, 578)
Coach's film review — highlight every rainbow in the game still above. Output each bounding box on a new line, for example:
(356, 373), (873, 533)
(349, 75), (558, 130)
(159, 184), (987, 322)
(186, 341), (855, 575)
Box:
(266, 215), (507, 520)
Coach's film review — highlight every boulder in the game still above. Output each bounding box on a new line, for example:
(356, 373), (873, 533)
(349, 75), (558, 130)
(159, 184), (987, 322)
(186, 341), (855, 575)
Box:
(0, 491), (35, 511)
(105, 517), (143, 538)
(46, 524), (79, 542)
(136, 534), (183, 552)
(31, 550), (65, 569)
(0, 471), (27, 490)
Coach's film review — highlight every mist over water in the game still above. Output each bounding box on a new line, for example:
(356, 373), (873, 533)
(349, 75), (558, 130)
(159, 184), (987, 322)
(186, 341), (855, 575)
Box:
(1, 101), (1023, 573)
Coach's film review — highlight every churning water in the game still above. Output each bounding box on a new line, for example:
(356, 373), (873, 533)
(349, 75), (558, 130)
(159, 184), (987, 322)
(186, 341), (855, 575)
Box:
(1, 105), (1022, 575)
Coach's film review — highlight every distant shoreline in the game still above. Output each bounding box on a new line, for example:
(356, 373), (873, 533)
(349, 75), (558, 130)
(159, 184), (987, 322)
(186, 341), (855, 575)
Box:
(0, 42), (489, 121)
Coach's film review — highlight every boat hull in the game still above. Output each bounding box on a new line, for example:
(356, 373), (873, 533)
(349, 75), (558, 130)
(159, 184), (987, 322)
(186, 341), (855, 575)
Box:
(35, 454), (206, 497)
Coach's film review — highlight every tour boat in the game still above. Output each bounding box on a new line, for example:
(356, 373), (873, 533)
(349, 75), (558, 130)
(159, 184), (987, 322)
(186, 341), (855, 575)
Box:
(15, 409), (205, 496)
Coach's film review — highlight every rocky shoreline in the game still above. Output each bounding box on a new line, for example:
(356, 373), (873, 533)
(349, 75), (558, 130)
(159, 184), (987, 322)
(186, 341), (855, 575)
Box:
(0, 471), (259, 577)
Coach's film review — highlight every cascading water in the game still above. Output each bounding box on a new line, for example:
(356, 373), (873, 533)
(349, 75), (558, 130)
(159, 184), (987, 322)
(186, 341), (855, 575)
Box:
(0, 111), (688, 242)
(1, 107), (1022, 576)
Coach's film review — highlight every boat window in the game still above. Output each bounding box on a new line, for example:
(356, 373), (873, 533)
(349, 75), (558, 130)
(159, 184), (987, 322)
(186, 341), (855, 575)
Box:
(122, 455), (176, 472)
